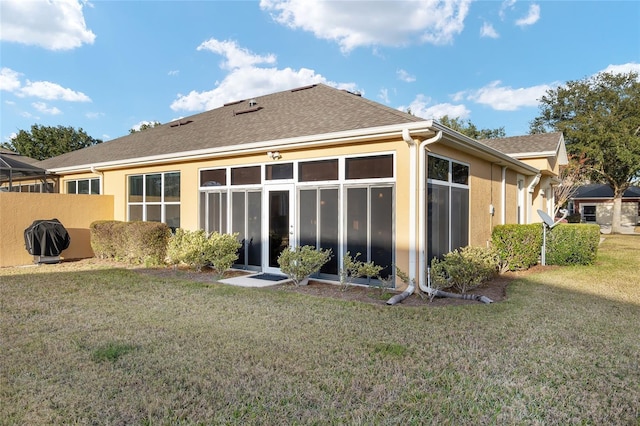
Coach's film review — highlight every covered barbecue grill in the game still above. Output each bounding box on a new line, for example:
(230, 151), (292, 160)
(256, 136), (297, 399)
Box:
(24, 219), (71, 264)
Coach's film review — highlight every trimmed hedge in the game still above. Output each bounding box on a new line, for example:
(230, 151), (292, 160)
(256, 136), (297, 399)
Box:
(90, 220), (170, 265)
(546, 223), (600, 266)
(492, 224), (542, 271)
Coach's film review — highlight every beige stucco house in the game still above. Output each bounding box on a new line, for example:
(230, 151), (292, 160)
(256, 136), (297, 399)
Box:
(24, 84), (566, 288)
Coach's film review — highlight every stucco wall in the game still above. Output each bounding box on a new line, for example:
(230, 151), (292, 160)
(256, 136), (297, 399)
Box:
(0, 193), (113, 267)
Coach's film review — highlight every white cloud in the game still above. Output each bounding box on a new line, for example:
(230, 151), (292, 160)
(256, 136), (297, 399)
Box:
(378, 88), (390, 104)
(260, 0), (472, 52)
(515, 3), (540, 27)
(600, 63), (640, 77)
(0, 67), (91, 102)
(499, 0), (516, 20)
(0, 68), (22, 92)
(20, 80), (91, 102)
(397, 69), (416, 83)
(463, 80), (554, 111)
(85, 111), (104, 119)
(171, 39), (356, 112)
(168, 70), (180, 76)
(197, 39), (276, 70)
(397, 94), (470, 120)
(0, 0), (96, 50)
(32, 101), (62, 115)
(480, 22), (499, 39)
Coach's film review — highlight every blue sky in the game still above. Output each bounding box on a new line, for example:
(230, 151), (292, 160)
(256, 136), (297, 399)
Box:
(1, 0), (638, 144)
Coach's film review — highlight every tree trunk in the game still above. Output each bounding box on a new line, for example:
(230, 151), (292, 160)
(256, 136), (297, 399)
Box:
(611, 194), (623, 234)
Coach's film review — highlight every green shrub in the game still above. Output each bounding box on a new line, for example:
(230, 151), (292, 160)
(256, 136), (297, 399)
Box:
(166, 229), (241, 277)
(339, 252), (383, 291)
(277, 245), (332, 286)
(546, 224), (600, 265)
(208, 232), (242, 279)
(430, 246), (498, 293)
(90, 220), (170, 265)
(491, 224), (542, 271)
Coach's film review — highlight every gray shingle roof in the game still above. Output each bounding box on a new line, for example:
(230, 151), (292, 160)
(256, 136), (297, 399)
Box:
(479, 132), (563, 155)
(573, 184), (640, 199)
(38, 84), (423, 171)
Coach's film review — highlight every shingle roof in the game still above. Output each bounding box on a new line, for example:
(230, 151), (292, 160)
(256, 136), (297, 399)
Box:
(38, 84), (423, 171)
(573, 184), (640, 199)
(479, 132), (563, 155)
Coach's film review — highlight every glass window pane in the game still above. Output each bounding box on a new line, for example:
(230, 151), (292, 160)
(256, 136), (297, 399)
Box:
(201, 169), (226, 187)
(247, 191), (262, 267)
(265, 163), (293, 180)
(129, 204), (143, 222)
(199, 192), (206, 230)
(128, 175), (143, 202)
(78, 180), (89, 194)
(319, 188), (339, 275)
(90, 178), (100, 194)
(345, 155), (393, 179)
(231, 166), (261, 185)
(299, 160), (338, 182)
(428, 155), (449, 182)
(370, 186), (393, 279)
(346, 187), (368, 258)
(232, 192), (246, 266)
(146, 205), (162, 222)
(67, 181), (77, 194)
(164, 172), (180, 202)
(145, 174), (162, 202)
(299, 189), (318, 247)
(451, 187), (469, 250)
(165, 204), (180, 230)
(452, 162), (469, 185)
(427, 183), (449, 261)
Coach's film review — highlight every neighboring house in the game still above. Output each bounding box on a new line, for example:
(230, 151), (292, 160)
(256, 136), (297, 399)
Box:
(0, 148), (57, 193)
(570, 184), (640, 226)
(479, 132), (568, 223)
(35, 84), (566, 288)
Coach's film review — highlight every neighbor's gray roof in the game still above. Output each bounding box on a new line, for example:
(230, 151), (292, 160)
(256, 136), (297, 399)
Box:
(479, 132), (564, 155)
(0, 147), (40, 165)
(38, 84), (424, 171)
(573, 184), (640, 199)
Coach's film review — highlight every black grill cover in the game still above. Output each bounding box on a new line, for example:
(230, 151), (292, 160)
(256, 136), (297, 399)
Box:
(24, 219), (71, 257)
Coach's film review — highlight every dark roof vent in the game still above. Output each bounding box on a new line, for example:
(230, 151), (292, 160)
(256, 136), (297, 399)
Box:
(291, 84), (317, 92)
(248, 99), (257, 107)
(169, 119), (193, 127)
(341, 89), (362, 97)
(224, 99), (244, 107)
(233, 106), (263, 116)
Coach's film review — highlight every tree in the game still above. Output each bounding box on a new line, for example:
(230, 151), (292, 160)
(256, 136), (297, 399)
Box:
(530, 71), (640, 233)
(554, 156), (587, 215)
(438, 116), (506, 140)
(129, 121), (161, 134)
(2, 124), (102, 161)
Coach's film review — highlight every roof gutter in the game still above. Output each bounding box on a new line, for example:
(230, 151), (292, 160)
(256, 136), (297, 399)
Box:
(45, 121), (437, 174)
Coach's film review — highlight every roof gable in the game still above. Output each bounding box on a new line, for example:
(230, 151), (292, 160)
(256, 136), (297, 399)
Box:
(479, 132), (568, 165)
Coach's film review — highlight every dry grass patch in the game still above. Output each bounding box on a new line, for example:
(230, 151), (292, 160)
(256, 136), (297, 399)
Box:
(1, 235), (639, 424)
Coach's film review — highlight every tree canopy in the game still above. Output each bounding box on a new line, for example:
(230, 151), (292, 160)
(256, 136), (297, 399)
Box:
(129, 121), (161, 134)
(2, 124), (103, 161)
(438, 116), (506, 140)
(530, 71), (640, 232)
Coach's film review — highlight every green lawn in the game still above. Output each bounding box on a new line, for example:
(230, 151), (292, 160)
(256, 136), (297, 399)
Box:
(1, 235), (639, 424)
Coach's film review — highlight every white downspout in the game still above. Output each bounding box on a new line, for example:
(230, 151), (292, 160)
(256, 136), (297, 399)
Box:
(402, 128), (417, 286)
(501, 166), (507, 225)
(417, 130), (443, 290)
(90, 166), (104, 194)
(527, 174), (541, 224)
